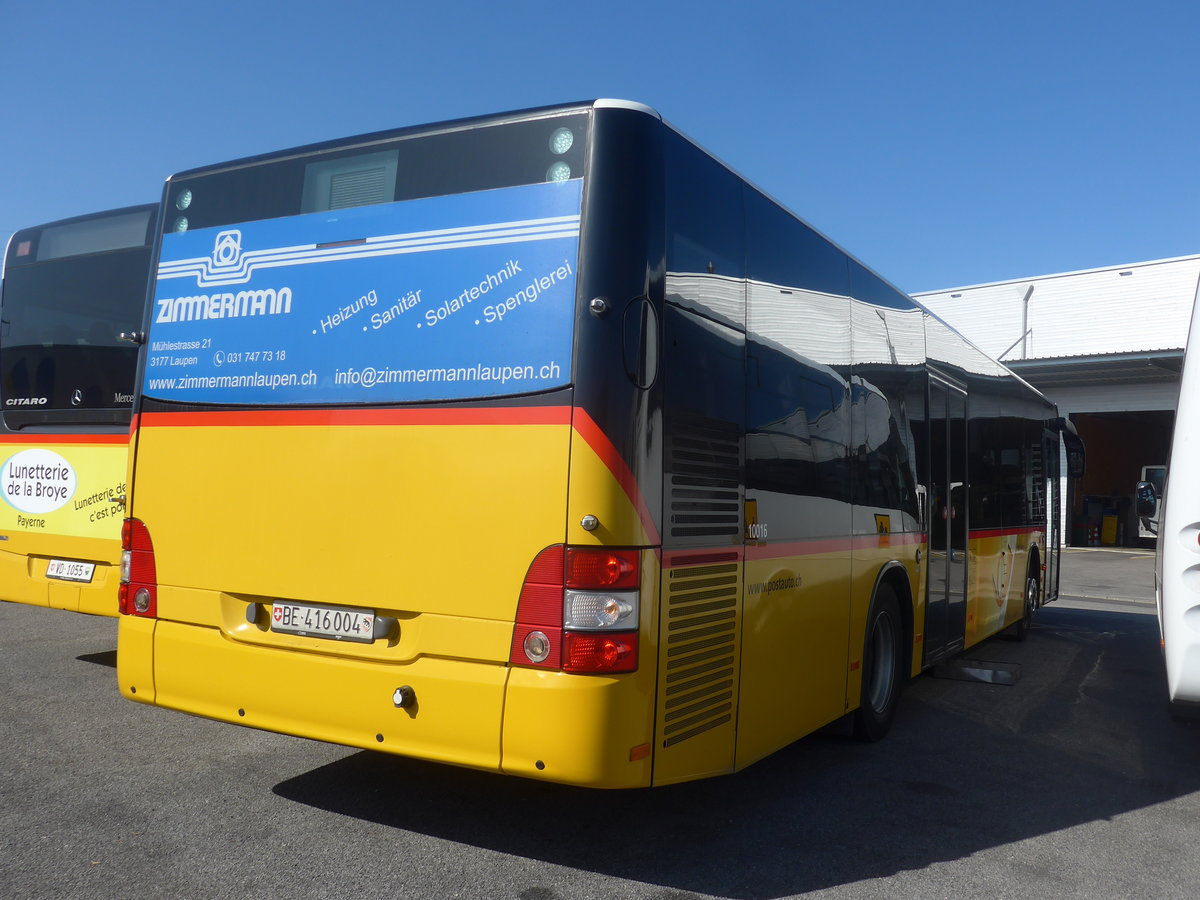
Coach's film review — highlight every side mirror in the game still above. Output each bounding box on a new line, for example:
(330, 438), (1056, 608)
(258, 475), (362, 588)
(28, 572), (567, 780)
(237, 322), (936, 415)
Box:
(1135, 481), (1158, 518)
(1062, 431), (1086, 479)
(1050, 417), (1086, 479)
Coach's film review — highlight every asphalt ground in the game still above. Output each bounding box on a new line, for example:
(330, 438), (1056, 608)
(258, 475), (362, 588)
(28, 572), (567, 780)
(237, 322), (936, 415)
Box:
(1056, 544), (1156, 604)
(1, 546), (1195, 900)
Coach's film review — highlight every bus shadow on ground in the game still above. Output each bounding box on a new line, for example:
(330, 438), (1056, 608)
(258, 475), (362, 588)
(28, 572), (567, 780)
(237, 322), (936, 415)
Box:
(76, 649), (117, 668)
(273, 607), (1200, 899)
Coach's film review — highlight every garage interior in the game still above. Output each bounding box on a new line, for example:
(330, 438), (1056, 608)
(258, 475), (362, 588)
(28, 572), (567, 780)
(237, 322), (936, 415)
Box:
(1009, 352), (1181, 547)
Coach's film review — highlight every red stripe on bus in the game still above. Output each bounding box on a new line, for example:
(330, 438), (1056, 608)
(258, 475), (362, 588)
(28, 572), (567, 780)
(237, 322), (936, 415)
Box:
(742, 532), (923, 561)
(691, 525), (1043, 567)
(968, 526), (1044, 539)
(662, 549), (743, 567)
(0, 433), (128, 445)
(744, 537), (852, 559)
(570, 408), (663, 546)
(136, 406), (574, 428)
(852, 532), (925, 550)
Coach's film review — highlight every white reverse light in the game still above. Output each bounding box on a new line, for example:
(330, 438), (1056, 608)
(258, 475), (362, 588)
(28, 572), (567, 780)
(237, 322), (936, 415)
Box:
(523, 630), (551, 663)
(564, 590), (637, 630)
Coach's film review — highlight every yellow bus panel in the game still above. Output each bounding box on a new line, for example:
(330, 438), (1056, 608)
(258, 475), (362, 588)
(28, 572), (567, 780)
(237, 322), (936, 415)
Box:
(0, 437), (128, 616)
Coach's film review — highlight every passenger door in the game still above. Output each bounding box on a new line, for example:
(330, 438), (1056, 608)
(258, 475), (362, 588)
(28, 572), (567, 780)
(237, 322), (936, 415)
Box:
(1044, 429), (1062, 602)
(925, 375), (968, 663)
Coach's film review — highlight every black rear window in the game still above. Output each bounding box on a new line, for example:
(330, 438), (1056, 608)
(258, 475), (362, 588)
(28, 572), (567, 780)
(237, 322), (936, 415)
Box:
(165, 113), (590, 234)
(0, 208), (154, 428)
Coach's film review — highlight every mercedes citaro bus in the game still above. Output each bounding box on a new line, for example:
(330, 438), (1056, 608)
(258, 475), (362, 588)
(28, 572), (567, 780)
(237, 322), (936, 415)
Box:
(1, 205), (156, 616)
(117, 101), (1083, 787)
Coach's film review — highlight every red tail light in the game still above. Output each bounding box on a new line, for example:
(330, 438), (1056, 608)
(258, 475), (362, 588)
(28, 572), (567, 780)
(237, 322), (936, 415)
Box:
(509, 545), (640, 674)
(509, 545), (564, 669)
(563, 632), (638, 673)
(566, 548), (640, 589)
(119, 518), (157, 618)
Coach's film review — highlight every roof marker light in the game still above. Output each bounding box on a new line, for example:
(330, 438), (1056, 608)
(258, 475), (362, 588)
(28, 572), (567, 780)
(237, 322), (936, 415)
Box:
(549, 127), (574, 155)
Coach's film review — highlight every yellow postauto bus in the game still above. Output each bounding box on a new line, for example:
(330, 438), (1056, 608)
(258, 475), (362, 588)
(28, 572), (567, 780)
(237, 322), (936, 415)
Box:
(118, 101), (1084, 787)
(0, 205), (156, 616)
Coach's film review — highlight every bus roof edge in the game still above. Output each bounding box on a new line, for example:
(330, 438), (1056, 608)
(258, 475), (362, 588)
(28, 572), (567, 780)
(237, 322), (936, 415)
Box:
(593, 99), (662, 119)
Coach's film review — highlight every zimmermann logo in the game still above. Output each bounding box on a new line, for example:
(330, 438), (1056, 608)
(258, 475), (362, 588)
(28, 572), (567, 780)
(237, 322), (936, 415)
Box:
(212, 230), (243, 271)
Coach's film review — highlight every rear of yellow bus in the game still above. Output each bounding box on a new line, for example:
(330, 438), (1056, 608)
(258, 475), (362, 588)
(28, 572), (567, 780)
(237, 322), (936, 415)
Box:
(0, 207), (155, 616)
(118, 103), (667, 787)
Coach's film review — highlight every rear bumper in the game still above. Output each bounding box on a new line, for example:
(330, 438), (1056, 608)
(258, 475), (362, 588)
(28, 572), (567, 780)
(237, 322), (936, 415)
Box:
(0, 545), (119, 617)
(120, 617), (507, 772)
(118, 615), (656, 787)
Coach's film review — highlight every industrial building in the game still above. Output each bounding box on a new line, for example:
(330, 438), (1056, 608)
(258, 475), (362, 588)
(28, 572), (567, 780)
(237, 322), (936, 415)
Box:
(915, 254), (1200, 547)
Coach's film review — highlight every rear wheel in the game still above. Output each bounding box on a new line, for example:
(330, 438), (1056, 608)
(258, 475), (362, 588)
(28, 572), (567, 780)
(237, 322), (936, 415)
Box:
(1169, 700), (1200, 722)
(854, 585), (903, 741)
(1014, 567), (1040, 641)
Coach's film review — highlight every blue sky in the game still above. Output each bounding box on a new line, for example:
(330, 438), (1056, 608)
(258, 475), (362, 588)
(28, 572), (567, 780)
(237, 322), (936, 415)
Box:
(2, 0), (1196, 293)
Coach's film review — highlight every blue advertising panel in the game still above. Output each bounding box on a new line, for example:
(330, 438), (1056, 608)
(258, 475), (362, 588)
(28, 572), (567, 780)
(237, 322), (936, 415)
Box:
(144, 180), (582, 405)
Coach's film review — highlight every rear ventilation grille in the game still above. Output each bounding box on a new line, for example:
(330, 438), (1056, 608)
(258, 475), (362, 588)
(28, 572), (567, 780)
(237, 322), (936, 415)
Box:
(667, 417), (741, 540)
(328, 167), (390, 209)
(662, 557), (739, 747)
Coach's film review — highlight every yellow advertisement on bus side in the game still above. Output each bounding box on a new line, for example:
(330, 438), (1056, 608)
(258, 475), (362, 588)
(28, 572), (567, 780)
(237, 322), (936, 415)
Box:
(0, 439), (127, 540)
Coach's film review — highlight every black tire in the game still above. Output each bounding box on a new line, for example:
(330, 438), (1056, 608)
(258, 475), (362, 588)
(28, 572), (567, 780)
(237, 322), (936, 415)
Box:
(1168, 698), (1200, 722)
(1013, 567), (1040, 641)
(854, 584), (903, 741)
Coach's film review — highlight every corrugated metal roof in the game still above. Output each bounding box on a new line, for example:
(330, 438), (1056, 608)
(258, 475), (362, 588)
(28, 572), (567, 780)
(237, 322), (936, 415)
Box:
(913, 254), (1200, 361)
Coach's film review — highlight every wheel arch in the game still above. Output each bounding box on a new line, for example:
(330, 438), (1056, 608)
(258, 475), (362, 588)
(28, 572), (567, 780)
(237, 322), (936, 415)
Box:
(870, 560), (916, 679)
